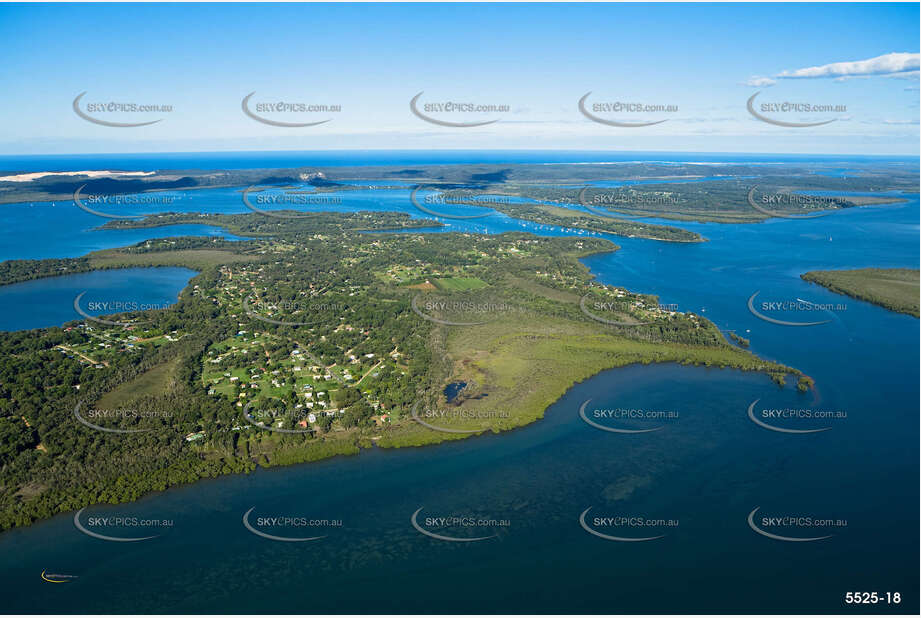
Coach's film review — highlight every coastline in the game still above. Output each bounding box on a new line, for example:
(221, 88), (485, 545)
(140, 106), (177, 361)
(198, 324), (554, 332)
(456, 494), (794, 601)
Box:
(0, 350), (801, 534)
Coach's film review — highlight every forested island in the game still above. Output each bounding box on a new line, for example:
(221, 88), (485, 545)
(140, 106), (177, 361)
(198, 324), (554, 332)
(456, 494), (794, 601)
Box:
(0, 209), (801, 531)
(802, 268), (920, 317)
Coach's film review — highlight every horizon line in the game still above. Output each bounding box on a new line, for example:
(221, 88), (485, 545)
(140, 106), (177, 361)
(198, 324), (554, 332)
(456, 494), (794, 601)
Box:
(0, 148), (917, 159)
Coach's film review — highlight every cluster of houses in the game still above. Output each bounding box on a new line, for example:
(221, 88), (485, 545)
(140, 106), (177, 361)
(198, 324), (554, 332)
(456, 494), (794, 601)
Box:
(198, 269), (406, 432)
(55, 325), (188, 372)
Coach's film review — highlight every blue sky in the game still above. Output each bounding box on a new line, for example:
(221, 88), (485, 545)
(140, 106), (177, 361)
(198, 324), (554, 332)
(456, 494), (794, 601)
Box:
(0, 2), (917, 155)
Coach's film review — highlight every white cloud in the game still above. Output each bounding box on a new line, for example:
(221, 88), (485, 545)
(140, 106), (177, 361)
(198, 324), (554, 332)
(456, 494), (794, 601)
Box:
(887, 70), (921, 81)
(777, 52), (920, 79)
(831, 70), (920, 83)
(741, 76), (776, 87)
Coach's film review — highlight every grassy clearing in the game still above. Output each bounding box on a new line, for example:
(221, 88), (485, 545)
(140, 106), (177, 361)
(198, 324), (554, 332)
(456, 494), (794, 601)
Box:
(95, 357), (182, 409)
(89, 248), (252, 270)
(433, 277), (488, 291)
(377, 313), (793, 448)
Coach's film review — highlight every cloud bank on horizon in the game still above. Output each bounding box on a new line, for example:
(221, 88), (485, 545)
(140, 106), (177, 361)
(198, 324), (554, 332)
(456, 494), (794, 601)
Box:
(747, 52), (921, 87)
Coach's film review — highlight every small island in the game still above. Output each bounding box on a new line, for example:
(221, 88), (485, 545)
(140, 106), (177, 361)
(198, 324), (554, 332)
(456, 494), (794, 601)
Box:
(801, 268), (920, 318)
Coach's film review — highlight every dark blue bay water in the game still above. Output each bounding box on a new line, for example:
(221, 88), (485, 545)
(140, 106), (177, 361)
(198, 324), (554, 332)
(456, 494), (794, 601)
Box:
(0, 155), (917, 613)
(0, 267), (198, 331)
(0, 200), (238, 262)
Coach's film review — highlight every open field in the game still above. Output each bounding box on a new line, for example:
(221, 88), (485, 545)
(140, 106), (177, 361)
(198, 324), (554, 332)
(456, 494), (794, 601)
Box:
(378, 305), (794, 448)
(89, 248), (253, 270)
(432, 277), (489, 291)
(95, 357), (183, 409)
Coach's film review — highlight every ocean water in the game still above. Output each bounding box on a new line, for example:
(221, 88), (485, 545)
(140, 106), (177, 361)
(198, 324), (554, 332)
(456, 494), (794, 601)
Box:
(0, 150), (913, 172)
(0, 155), (917, 613)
